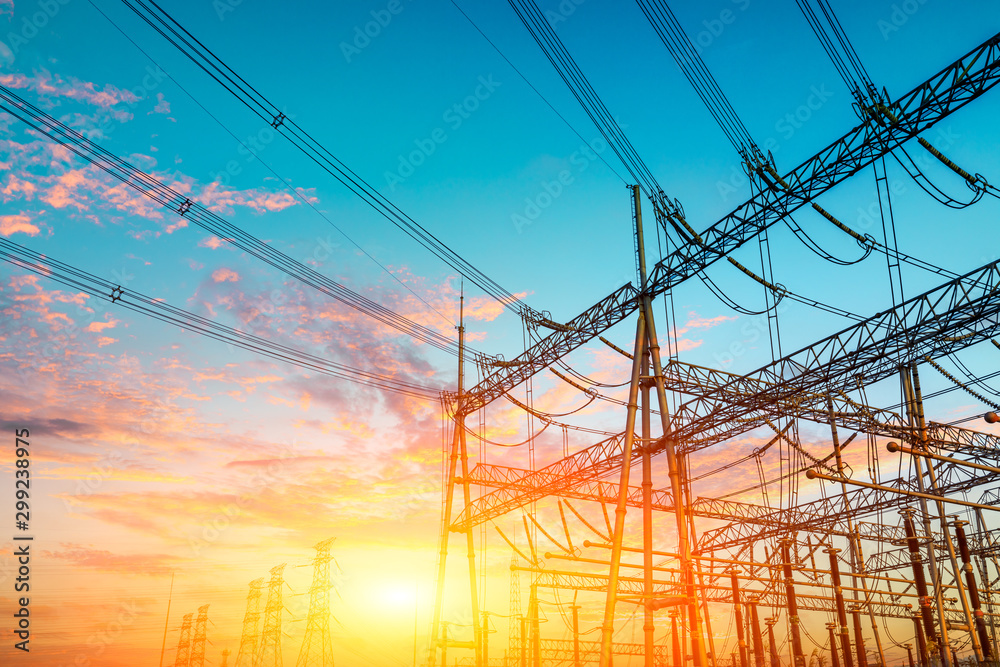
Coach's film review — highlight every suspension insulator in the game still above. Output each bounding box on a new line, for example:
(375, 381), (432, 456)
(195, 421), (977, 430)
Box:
(918, 137), (979, 187)
(811, 203), (872, 246)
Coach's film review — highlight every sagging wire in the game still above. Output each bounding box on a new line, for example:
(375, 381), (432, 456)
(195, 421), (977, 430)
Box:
(923, 355), (1000, 411)
(947, 352), (1000, 400)
(894, 143), (986, 209)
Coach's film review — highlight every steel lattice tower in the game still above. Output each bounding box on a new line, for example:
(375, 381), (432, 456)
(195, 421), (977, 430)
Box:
(221, 649), (231, 667)
(173, 612), (194, 667)
(235, 578), (265, 667)
(508, 553), (521, 663)
(190, 604), (210, 667)
(254, 563), (287, 667)
(295, 537), (337, 667)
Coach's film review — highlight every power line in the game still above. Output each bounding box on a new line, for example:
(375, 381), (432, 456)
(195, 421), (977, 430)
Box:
(86, 0), (459, 331)
(0, 236), (443, 400)
(0, 82), (463, 356)
(113, 0), (532, 320)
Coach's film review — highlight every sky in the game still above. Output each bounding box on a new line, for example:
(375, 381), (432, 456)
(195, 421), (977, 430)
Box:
(1, 0), (1000, 665)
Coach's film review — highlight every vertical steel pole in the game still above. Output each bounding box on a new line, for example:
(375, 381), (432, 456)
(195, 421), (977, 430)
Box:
(442, 623), (449, 667)
(953, 520), (992, 660)
(766, 618), (780, 667)
(850, 607), (868, 667)
(902, 367), (952, 667)
(483, 612), (489, 666)
(827, 548), (855, 667)
(827, 624), (842, 667)
(912, 614), (928, 667)
(781, 539), (806, 667)
(530, 583), (540, 667)
(902, 510), (939, 654)
(912, 368), (982, 664)
(520, 616), (527, 667)
(750, 597), (765, 667)
(643, 344), (655, 667)
(826, 399), (886, 666)
(729, 569), (749, 667)
(601, 184), (652, 667)
(572, 605), (581, 667)
(975, 508), (1000, 661)
(631, 186), (708, 667)
(455, 299), (483, 667)
(598, 310), (646, 667)
(672, 610), (683, 667)
(431, 406), (463, 665)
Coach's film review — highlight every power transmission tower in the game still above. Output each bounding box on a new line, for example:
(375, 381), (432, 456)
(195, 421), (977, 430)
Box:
(174, 612), (194, 667)
(255, 564), (287, 667)
(221, 649), (231, 667)
(190, 604), (210, 667)
(509, 553), (521, 665)
(296, 537), (337, 667)
(236, 578), (265, 667)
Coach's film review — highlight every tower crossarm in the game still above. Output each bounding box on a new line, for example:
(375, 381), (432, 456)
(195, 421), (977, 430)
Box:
(698, 466), (999, 552)
(460, 31), (1000, 416)
(454, 461), (668, 530)
(672, 258), (1000, 456)
(454, 352), (1000, 531)
(524, 567), (920, 619)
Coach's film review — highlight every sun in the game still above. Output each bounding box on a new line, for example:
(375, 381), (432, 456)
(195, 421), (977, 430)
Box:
(379, 584), (418, 609)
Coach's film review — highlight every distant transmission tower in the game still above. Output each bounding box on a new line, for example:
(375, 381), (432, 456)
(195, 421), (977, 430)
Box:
(190, 604), (210, 667)
(508, 553), (521, 663)
(296, 537), (337, 667)
(255, 564), (287, 667)
(235, 578), (265, 667)
(173, 612), (193, 667)
(221, 649), (231, 667)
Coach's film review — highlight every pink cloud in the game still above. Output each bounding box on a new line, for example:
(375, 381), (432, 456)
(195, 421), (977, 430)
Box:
(148, 92), (170, 115)
(1, 175), (37, 200)
(0, 70), (139, 111)
(198, 236), (229, 249)
(196, 181), (298, 215)
(84, 319), (118, 333)
(212, 267), (240, 283)
(164, 219), (188, 234)
(43, 544), (182, 576)
(675, 312), (737, 336)
(0, 213), (40, 236)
